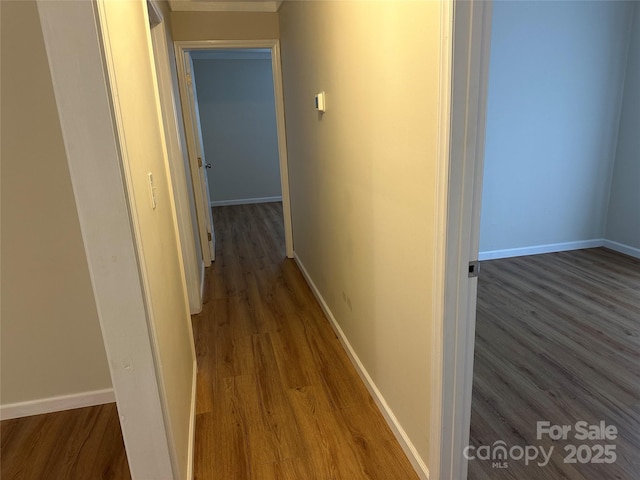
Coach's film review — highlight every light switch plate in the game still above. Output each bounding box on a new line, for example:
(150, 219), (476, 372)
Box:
(315, 91), (326, 112)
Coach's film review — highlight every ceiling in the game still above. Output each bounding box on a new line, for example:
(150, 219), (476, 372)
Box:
(168, 0), (282, 12)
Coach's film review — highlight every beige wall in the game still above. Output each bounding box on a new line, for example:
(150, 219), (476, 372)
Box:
(100, 2), (196, 478)
(279, 1), (444, 469)
(170, 11), (278, 41)
(0, 1), (111, 406)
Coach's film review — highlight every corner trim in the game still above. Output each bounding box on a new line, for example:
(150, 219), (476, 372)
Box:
(603, 239), (640, 259)
(478, 239), (605, 261)
(0, 388), (116, 421)
(293, 252), (429, 480)
(209, 196), (282, 207)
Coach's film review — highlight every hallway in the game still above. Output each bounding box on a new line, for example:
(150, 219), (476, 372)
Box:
(0, 203), (418, 480)
(192, 202), (418, 479)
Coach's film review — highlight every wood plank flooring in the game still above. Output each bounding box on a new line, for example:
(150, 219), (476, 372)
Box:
(0, 403), (131, 480)
(5, 215), (639, 480)
(468, 248), (640, 480)
(0, 202), (417, 480)
(192, 202), (418, 479)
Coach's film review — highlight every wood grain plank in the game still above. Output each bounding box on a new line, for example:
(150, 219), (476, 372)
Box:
(195, 203), (418, 479)
(1, 203), (418, 480)
(0, 404), (130, 480)
(469, 248), (640, 480)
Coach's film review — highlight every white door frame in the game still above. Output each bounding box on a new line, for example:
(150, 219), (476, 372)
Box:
(176, 49), (215, 266)
(147, 0), (203, 313)
(430, 1), (493, 479)
(175, 39), (295, 259)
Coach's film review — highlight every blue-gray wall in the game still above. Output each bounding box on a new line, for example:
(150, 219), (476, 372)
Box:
(607, 5), (640, 252)
(480, 1), (636, 256)
(193, 57), (282, 204)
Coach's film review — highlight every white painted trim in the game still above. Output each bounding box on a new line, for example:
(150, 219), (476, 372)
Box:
(186, 360), (197, 480)
(175, 46), (214, 267)
(293, 253), (429, 480)
(0, 389), (116, 421)
(433, 1), (494, 479)
(429, 1), (454, 479)
(191, 50), (271, 61)
(174, 40), (295, 259)
(168, 0), (281, 13)
(603, 239), (640, 259)
(271, 40), (295, 259)
(478, 239), (605, 261)
(196, 260), (206, 315)
(210, 196), (282, 207)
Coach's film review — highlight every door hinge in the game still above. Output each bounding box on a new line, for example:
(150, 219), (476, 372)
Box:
(207, 232), (212, 241)
(198, 157), (203, 167)
(186, 73), (192, 85)
(468, 260), (480, 278)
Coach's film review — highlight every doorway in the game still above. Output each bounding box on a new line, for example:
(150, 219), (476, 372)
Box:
(174, 40), (294, 263)
(460, 2), (640, 479)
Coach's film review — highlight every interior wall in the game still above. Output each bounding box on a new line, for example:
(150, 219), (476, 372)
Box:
(607, 3), (640, 252)
(153, 1), (204, 312)
(0, 1), (112, 406)
(192, 57), (282, 204)
(99, 2), (197, 478)
(279, 1), (445, 470)
(170, 11), (278, 41)
(480, 1), (635, 255)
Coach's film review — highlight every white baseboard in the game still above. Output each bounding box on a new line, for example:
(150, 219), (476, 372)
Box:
(0, 388), (115, 420)
(210, 196), (282, 207)
(603, 239), (640, 260)
(192, 259), (205, 315)
(293, 252), (429, 480)
(187, 360), (197, 480)
(478, 239), (605, 261)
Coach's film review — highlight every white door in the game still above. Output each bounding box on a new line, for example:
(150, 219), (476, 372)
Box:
(184, 53), (216, 262)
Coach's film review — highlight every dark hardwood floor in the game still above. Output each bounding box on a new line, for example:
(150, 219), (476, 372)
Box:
(468, 248), (640, 480)
(0, 403), (131, 480)
(192, 202), (418, 479)
(1, 202), (417, 480)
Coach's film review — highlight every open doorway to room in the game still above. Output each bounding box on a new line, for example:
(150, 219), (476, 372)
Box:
(465, 2), (640, 479)
(174, 41), (294, 271)
(191, 50), (282, 209)
(190, 48), (288, 263)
